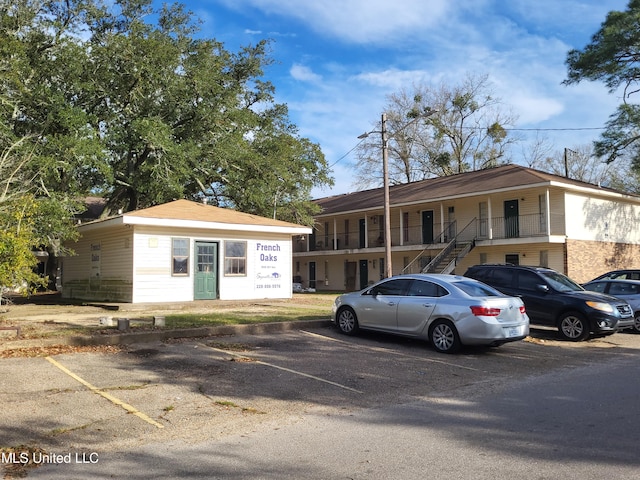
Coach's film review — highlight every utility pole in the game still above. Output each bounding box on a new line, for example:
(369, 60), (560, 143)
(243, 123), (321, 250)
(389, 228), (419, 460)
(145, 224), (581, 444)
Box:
(381, 113), (392, 278)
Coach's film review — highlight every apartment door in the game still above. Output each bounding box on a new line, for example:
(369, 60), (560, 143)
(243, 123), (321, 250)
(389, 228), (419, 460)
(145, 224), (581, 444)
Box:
(359, 219), (366, 248)
(504, 200), (520, 238)
(194, 242), (218, 300)
(309, 262), (317, 289)
(421, 210), (434, 244)
(359, 260), (369, 290)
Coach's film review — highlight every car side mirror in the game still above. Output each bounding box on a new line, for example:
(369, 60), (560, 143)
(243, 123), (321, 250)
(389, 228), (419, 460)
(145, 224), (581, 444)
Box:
(536, 284), (550, 293)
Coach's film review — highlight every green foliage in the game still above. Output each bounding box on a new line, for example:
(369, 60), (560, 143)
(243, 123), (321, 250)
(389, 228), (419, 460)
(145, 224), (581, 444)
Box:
(565, 0), (640, 95)
(593, 103), (640, 164)
(565, 0), (640, 173)
(1, 0), (332, 227)
(0, 196), (48, 295)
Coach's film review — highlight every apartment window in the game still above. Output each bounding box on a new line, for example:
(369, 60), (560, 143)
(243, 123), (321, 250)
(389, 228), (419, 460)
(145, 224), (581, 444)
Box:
(540, 250), (549, 268)
(344, 219), (350, 246)
(403, 212), (409, 242)
(324, 222), (329, 249)
(479, 202), (488, 237)
(539, 194), (547, 234)
(172, 238), (189, 276)
(224, 241), (246, 276)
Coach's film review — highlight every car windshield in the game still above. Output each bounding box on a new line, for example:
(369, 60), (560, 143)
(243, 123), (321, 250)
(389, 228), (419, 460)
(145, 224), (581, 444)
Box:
(540, 271), (583, 292)
(453, 280), (502, 297)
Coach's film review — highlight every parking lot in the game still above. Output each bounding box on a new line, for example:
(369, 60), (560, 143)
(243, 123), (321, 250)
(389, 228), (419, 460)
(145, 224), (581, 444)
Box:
(2, 321), (640, 472)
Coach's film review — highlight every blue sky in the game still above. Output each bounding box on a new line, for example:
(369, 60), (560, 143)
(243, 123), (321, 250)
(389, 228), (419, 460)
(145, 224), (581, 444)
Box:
(162, 0), (630, 198)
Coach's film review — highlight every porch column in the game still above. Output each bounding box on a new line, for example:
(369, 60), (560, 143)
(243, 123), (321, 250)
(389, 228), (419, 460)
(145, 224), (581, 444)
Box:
(440, 203), (444, 241)
(364, 217), (369, 248)
(333, 218), (338, 250)
(399, 209), (404, 246)
(545, 189), (551, 235)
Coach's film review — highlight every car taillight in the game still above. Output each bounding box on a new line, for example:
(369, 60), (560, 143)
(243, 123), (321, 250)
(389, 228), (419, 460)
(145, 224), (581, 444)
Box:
(519, 305), (526, 314)
(470, 306), (501, 316)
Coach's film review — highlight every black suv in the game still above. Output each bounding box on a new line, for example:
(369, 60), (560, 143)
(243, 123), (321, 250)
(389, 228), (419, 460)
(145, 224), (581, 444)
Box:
(464, 264), (634, 341)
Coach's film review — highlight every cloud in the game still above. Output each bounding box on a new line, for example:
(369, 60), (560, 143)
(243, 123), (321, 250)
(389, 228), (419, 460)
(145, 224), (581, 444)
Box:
(204, 0), (630, 197)
(290, 64), (322, 82)
(216, 0), (452, 43)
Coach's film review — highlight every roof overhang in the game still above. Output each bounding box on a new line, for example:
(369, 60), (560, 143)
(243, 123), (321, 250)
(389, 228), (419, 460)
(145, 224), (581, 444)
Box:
(314, 180), (640, 218)
(78, 215), (312, 235)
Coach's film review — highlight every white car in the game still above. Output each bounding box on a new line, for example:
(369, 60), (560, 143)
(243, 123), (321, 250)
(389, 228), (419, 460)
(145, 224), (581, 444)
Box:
(331, 274), (529, 354)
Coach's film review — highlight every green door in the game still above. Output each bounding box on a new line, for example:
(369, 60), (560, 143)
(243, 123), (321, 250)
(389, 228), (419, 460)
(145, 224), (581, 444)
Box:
(194, 242), (218, 300)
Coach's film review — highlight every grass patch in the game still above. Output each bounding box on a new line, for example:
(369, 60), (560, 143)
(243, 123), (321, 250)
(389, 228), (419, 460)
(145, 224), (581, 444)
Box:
(161, 305), (332, 329)
(48, 423), (90, 436)
(103, 383), (151, 391)
(0, 293), (339, 342)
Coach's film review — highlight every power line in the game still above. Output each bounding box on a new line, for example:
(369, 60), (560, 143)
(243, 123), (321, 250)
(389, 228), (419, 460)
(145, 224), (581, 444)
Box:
(328, 137), (366, 168)
(505, 127), (605, 131)
(328, 126), (607, 168)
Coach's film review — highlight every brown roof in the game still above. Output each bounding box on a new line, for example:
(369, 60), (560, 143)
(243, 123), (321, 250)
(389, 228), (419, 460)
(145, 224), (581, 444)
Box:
(125, 199), (306, 229)
(314, 164), (633, 215)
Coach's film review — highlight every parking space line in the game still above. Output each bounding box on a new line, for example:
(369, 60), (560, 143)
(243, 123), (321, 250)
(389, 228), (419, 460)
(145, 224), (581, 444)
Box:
(205, 346), (364, 394)
(45, 356), (164, 429)
(300, 330), (485, 372)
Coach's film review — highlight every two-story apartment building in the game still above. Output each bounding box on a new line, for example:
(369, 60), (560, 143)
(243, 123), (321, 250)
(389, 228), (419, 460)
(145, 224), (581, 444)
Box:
(293, 164), (640, 291)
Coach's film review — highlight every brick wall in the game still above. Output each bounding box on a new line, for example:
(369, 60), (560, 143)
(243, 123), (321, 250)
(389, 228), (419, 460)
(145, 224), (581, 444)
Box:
(566, 239), (640, 283)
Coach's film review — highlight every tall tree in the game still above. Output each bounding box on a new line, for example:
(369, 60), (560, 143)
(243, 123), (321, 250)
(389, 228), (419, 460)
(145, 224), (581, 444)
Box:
(3, 0), (332, 225)
(353, 74), (517, 189)
(564, 0), (640, 172)
(0, 1), (83, 296)
(528, 143), (627, 186)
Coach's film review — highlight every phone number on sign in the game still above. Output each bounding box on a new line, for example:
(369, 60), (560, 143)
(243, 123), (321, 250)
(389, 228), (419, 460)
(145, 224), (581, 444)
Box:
(256, 284), (281, 289)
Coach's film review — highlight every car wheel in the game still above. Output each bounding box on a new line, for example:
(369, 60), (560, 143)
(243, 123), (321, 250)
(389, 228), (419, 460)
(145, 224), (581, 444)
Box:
(633, 312), (640, 333)
(557, 311), (589, 341)
(429, 319), (461, 354)
(336, 307), (359, 335)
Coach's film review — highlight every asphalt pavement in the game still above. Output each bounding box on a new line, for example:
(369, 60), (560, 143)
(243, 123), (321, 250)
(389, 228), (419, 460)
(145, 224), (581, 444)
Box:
(2, 318), (640, 479)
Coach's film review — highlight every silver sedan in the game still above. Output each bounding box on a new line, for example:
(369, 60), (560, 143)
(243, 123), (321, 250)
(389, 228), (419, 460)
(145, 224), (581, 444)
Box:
(331, 274), (529, 354)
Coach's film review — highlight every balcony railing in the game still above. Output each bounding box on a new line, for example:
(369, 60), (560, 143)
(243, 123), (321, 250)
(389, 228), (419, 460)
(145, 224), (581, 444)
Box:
(293, 213), (564, 253)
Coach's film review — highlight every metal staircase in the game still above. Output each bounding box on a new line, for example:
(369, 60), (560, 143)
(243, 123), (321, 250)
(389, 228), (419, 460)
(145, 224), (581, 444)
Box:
(401, 219), (477, 275)
(420, 238), (475, 274)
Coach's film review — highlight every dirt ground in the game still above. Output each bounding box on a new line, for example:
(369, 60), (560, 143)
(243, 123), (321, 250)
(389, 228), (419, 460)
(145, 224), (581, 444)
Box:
(0, 291), (337, 350)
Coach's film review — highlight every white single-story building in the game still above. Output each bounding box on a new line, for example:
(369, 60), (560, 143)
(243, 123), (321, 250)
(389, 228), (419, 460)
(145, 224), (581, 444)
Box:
(60, 199), (312, 303)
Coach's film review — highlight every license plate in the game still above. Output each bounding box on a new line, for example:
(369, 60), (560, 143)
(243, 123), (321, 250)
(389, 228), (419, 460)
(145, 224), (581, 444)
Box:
(506, 326), (521, 338)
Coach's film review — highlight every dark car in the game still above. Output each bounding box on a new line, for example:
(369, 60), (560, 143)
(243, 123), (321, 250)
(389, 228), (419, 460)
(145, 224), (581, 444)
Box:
(589, 269), (640, 282)
(583, 279), (640, 333)
(464, 264), (634, 341)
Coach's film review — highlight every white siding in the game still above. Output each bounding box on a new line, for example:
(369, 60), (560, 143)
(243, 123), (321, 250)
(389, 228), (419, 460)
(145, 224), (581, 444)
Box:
(61, 226), (133, 301)
(565, 192), (640, 243)
(457, 243), (566, 275)
(131, 226), (293, 303)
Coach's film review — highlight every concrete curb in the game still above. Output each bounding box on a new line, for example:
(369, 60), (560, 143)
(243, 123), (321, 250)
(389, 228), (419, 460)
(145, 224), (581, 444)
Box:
(0, 319), (333, 351)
